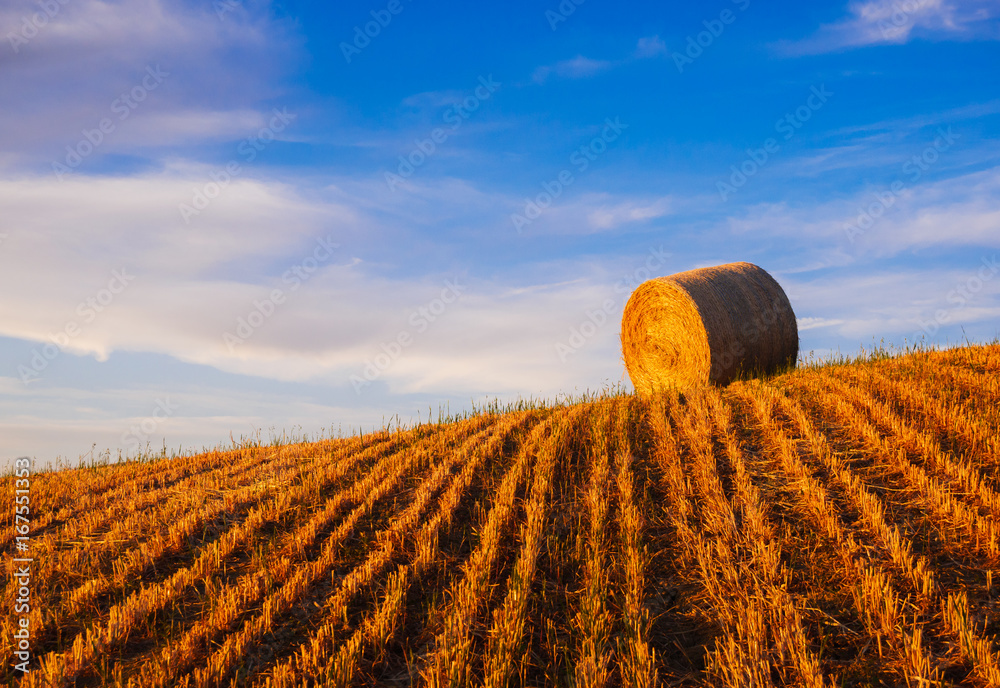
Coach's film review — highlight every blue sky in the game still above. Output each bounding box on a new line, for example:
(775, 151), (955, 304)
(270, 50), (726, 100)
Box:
(1, 0), (998, 466)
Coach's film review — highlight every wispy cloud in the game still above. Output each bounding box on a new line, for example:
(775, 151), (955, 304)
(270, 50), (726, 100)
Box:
(532, 35), (667, 84)
(0, 0), (299, 162)
(766, 167), (1000, 251)
(533, 55), (614, 84)
(587, 197), (673, 230)
(797, 316), (846, 330)
(787, 265), (1000, 343)
(633, 35), (668, 58)
(781, 0), (1000, 54)
(400, 89), (471, 110)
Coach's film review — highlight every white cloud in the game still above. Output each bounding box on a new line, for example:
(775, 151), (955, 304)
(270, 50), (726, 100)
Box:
(786, 265), (1000, 343)
(0, 171), (641, 403)
(797, 316), (846, 330)
(587, 197), (673, 230)
(0, 0), (299, 161)
(783, 0), (1000, 54)
(400, 89), (470, 110)
(0, 171), (351, 364)
(499, 192), (675, 237)
(634, 35), (668, 58)
(108, 109), (271, 146)
(532, 35), (667, 84)
(826, 100), (1000, 140)
(725, 166), (1000, 258)
(533, 55), (614, 84)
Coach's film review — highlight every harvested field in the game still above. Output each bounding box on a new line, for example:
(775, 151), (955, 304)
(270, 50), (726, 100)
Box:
(4, 343), (1000, 687)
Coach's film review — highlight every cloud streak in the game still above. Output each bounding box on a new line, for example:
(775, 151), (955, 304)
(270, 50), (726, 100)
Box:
(531, 35), (668, 83)
(782, 0), (1000, 54)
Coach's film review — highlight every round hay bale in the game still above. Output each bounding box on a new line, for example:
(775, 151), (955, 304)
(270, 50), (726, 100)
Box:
(620, 262), (798, 393)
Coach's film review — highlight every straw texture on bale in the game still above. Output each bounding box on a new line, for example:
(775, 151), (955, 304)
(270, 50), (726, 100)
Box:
(621, 261), (798, 393)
